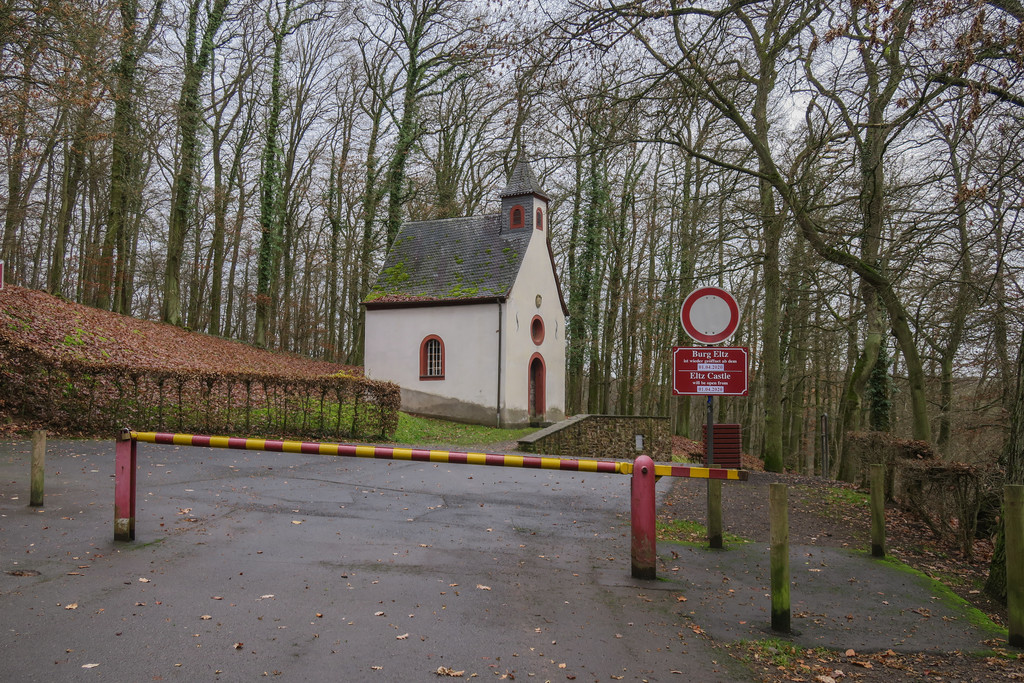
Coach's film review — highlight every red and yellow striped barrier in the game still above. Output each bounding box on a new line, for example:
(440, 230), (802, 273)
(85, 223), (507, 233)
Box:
(127, 430), (748, 481)
(114, 428), (748, 564)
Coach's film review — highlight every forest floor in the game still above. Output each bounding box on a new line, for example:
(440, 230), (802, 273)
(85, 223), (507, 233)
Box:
(662, 441), (1024, 682)
(0, 284), (359, 379)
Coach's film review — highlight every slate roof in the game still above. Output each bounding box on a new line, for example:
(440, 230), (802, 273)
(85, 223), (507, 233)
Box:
(499, 158), (549, 200)
(364, 214), (534, 307)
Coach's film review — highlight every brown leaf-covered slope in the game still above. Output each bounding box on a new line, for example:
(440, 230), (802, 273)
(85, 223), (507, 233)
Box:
(0, 285), (360, 378)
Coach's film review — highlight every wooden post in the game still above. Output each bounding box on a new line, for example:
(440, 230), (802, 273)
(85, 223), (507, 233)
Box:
(30, 430), (45, 506)
(708, 479), (723, 549)
(770, 483), (790, 632)
(630, 455), (657, 580)
(1007, 485), (1024, 648)
(114, 429), (137, 542)
(870, 464), (885, 558)
(820, 413), (830, 478)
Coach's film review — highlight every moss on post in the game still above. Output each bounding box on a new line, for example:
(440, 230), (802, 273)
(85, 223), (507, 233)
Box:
(871, 463), (886, 557)
(770, 483), (790, 632)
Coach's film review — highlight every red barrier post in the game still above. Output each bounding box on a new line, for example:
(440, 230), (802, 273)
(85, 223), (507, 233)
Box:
(631, 454), (657, 580)
(114, 429), (137, 541)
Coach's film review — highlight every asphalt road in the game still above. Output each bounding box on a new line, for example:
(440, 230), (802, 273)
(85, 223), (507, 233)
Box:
(1, 438), (748, 682)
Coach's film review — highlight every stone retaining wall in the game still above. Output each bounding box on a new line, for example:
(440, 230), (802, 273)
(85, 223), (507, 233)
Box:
(517, 414), (671, 461)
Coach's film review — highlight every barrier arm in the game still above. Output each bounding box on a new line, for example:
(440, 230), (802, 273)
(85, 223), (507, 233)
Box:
(116, 430), (748, 579)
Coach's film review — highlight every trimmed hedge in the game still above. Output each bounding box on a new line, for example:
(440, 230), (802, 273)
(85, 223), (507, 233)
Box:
(0, 336), (400, 440)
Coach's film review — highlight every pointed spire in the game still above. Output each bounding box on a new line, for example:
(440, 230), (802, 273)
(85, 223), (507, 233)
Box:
(499, 157), (549, 201)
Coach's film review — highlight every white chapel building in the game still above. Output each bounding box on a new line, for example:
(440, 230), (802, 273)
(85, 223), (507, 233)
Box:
(363, 159), (567, 427)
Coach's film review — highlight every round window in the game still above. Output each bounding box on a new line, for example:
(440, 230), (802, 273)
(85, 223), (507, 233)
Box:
(531, 315), (545, 345)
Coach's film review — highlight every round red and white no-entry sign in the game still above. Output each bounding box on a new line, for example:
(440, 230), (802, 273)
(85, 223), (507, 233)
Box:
(680, 287), (741, 344)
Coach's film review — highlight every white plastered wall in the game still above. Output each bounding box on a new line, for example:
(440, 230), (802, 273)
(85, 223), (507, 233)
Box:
(502, 219), (567, 425)
(364, 303), (501, 423)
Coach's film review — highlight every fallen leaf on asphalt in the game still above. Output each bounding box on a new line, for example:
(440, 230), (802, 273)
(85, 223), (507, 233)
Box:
(81, 663), (99, 669)
(65, 603), (78, 610)
(397, 633), (409, 640)
(435, 666), (465, 677)
(375, 611), (385, 616)
(844, 649), (855, 657)
(201, 615), (212, 620)
(233, 642), (243, 649)
(476, 585), (491, 591)
(259, 594), (274, 600)
(138, 577), (150, 583)
(676, 596), (687, 602)
(371, 665), (383, 670)
(292, 520), (303, 525)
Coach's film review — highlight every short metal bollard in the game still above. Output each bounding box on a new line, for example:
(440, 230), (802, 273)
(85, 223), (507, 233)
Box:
(631, 454), (657, 580)
(114, 428), (137, 541)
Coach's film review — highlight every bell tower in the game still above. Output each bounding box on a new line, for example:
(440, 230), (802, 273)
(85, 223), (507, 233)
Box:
(498, 158), (549, 235)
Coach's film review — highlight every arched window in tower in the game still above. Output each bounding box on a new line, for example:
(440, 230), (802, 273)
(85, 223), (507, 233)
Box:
(510, 205), (524, 230)
(536, 208), (544, 231)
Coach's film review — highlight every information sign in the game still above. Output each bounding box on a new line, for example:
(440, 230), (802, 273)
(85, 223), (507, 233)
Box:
(672, 346), (748, 396)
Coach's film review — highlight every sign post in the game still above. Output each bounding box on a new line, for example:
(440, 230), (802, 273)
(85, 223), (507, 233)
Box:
(678, 286), (742, 466)
(675, 287), (745, 549)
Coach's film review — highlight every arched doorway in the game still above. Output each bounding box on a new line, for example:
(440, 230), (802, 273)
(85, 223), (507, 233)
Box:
(528, 353), (546, 423)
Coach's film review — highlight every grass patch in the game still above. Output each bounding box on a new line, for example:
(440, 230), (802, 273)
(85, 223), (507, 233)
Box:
(732, 639), (833, 678)
(657, 518), (749, 547)
(794, 483), (869, 510)
(735, 638), (822, 668)
(393, 413), (535, 447)
(824, 486), (869, 507)
(870, 552), (1005, 635)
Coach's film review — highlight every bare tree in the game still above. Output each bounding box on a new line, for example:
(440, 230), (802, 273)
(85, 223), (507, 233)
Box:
(163, 0), (231, 326)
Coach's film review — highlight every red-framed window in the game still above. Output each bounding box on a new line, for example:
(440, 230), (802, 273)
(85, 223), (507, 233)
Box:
(536, 208), (544, 231)
(510, 205), (525, 230)
(420, 335), (445, 380)
(530, 315), (545, 345)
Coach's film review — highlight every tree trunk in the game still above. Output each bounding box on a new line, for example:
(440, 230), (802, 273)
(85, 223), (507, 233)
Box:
(254, 6), (290, 348)
(163, 0), (230, 326)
